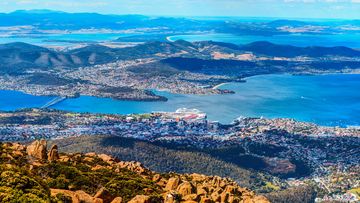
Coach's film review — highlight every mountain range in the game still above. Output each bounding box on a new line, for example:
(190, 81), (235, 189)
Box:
(1, 40), (359, 74)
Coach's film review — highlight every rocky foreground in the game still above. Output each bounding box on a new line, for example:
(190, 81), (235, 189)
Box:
(0, 140), (269, 203)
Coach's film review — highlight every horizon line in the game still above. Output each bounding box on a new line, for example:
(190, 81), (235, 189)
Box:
(2, 9), (359, 21)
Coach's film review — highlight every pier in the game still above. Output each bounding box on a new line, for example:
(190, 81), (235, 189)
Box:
(41, 97), (67, 109)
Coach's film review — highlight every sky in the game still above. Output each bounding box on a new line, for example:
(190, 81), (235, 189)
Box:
(0, 0), (359, 19)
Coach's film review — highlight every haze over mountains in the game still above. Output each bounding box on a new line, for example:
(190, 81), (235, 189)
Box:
(1, 10), (359, 36)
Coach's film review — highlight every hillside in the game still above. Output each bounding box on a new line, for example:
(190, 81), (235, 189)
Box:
(0, 140), (269, 203)
(1, 40), (360, 74)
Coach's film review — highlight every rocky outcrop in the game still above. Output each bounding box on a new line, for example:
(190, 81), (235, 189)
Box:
(48, 144), (59, 161)
(1, 141), (269, 203)
(50, 189), (103, 203)
(165, 177), (180, 191)
(26, 139), (47, 160)
(128, 195), (150, 203)
(110, 197), (123, 203)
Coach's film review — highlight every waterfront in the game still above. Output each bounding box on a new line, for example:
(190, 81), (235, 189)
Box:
(0, 74), (360, 126)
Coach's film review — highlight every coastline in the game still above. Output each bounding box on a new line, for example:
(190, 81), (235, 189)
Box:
(1, 73), (360, 127)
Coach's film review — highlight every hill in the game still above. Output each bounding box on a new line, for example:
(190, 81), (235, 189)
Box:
(0, 140), (269, 203)
(1, 40), (359, 74)
(239, 41), (360, 58)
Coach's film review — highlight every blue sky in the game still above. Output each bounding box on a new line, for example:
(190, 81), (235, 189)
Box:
(0, 0), (359, 19)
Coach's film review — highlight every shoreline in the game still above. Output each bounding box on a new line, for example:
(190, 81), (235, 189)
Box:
(1, 72), (360, 127)
(1, 108), (359, 132)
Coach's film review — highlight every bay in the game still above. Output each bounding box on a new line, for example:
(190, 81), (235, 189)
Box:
(1, 74), (359, 127)
(168, 33), (360, 48)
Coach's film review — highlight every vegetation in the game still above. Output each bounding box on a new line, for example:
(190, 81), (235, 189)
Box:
(264, 186), (317, 203)
(50, 135), (266, 189)
(0, 141), (270, 203)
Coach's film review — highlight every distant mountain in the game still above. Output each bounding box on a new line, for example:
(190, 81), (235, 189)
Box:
(1, 40), (359, 74)
(0, 10), (206, 31)
(11, 9), (66, 14)
(0, 42), (76, 73)
(267, 19), (310, 27)
(239, 41), (360, 57)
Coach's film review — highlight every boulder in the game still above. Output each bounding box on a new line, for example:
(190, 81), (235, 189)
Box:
(189, 173), (207, 182)
(26, 139), (47, 160)
(98, 154), (113, 163)
(196, 186), (208, 196)
(50, 189), (103, 203)
(165, 177), (180, 191)
(76, 190), (103, 203)
(152, 174), (161, 182)
(48, 145), (59, 162)
(199, 196), (213, 203)
(176, 181), (194, 196)
(110, 197), (123, 203)
(94, 187), (115, 203)
(182, 194), (199, 202)
(163, 191), (180, 203)
(128, 195), (150, 203)
(220, 191), (230, 203)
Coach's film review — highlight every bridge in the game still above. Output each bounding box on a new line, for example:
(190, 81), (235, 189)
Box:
(41, 96), (67, 109)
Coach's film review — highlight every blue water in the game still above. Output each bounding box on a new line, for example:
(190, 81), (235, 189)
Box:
(0, 33), (129, 46)
(168, 33), (360, 48)
(1, 74), (359, 127)
(0, 90), (54, 111)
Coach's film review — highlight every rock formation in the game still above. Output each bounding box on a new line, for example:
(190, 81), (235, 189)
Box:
(1, 141), (270, 203)
(26, 139), (47, 160)
(48, 144), (59, 161)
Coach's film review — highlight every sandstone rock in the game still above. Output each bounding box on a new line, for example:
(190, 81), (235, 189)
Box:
(26, 139), (47, 160)
(182, 194), (199, 202)
(51, 189), (80, 203)
(85, 152), (97, 157)
(48, 145), (59, 162)
(50, 189), (102, 203)
(84, 157), (95, 162)
(152, 174), (161, 182)
(59, 155), (70, 162)
(76, 190), (102, 203)
(94, 187), (115, 203)
(12, 150), (24, 157)
(210, 193), (220, 202)
(177, 181), (194, 196)
(117, 161), (148, 174)
(196, 186), (208, 196)
(10, 143), (26, 151)
(110, 197), (123, 203)
(92, 165), (106, 171)
(157, 178), (168, 187)
(128, 195), (150, 203)
(190, 173), (207, 182)
(220, 191), (230, 203)
(224, 185), (236, 194)
(200, 196), (213, 203)
(164, 191), (180, 203)
(98, 154), (113, 163)
(228, 195), (240, 203)
(165, 177), (180, 191)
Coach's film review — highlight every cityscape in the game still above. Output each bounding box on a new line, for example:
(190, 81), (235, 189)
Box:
(0, 0), (360, 202)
